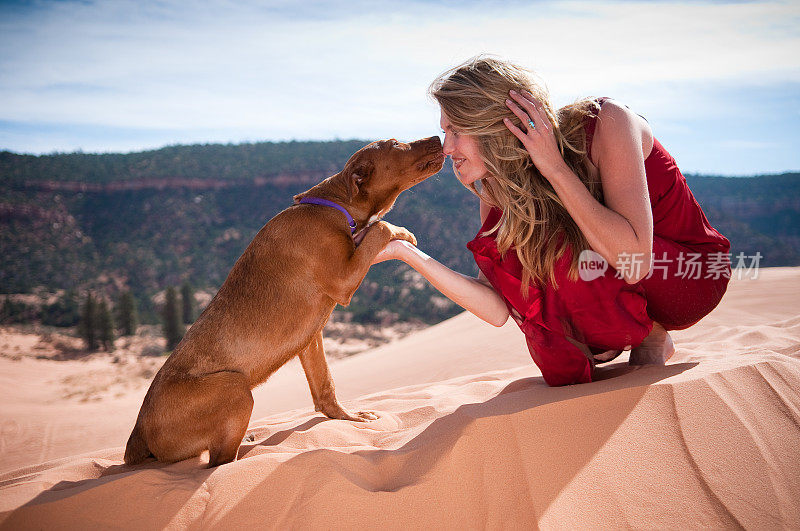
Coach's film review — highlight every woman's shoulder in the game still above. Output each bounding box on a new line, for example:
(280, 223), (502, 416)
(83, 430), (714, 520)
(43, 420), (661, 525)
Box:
(595, 98), (639, 123)
(591, 98), (654, 164)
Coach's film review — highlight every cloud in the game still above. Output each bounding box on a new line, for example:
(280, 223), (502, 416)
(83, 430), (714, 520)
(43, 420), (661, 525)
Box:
(0, 0), (798, 173)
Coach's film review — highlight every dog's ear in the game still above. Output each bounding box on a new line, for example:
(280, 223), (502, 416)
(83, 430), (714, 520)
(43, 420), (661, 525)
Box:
(344, 160), (375, 200)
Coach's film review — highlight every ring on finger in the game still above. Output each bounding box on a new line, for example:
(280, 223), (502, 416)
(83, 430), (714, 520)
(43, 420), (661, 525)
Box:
(528, 119), (536, 131)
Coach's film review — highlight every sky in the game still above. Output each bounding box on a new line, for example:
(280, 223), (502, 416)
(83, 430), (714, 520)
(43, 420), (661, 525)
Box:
(0, 0), (798, 175)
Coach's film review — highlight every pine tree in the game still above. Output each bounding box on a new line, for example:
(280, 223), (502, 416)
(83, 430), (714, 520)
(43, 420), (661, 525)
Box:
(118, 290), (138, 336)
(0, 297), (12, 324)
(79, 292), (98, 350)
(42, 290), (80, 327)
(163, 286), (184, 351)
(98, 298), (114, 351)
(181, 282), (194, 324)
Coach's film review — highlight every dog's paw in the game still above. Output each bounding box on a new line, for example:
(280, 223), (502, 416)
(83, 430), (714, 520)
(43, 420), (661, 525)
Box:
(337, 410), (378, 422)
(379, 221), (417, 247)
(397, 230), (417, 247)
(353, 410), (379, 421)
(321, 405), (378, 422)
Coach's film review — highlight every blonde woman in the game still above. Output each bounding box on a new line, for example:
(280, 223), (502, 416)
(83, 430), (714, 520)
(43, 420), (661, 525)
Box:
(374, 56), (730, 386)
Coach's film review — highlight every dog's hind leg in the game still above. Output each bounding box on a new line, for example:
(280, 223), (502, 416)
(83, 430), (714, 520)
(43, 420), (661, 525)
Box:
(124, 423), (153, 465)
(206, 371), (254, 467)
(146, 370), (253, 467)
(299, 330), (377, 422)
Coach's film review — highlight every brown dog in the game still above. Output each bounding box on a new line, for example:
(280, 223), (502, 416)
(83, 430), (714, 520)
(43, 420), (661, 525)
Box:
(124, 136), (444, 467)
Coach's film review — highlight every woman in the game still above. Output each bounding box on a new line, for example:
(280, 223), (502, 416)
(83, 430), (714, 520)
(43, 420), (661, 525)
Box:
(374, 56), (731, 386)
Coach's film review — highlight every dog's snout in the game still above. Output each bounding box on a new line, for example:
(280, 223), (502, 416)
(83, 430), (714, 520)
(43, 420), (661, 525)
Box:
(411, 135), (442, 153)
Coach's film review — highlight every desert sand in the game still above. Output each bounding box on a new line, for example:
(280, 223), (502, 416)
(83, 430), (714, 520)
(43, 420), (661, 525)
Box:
(0, 267), (799, 528)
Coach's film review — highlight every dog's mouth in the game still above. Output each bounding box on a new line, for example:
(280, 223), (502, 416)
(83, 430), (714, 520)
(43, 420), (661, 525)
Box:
(415, 151), (446, 175)
(406, 154), (444, 188)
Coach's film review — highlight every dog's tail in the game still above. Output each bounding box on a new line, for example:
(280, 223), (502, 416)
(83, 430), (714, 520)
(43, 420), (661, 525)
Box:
(124, 424), (152, 465)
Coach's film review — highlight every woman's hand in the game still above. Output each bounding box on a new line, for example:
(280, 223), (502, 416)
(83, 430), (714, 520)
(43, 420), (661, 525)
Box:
(374, 239), (510, 327)
(503, 90), (569, 180)
(372, 239), (413, 265)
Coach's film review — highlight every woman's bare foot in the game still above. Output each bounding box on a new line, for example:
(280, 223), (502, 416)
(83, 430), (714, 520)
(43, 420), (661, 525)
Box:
(594, 349), (622, 363)
(629, 322), (675, 366)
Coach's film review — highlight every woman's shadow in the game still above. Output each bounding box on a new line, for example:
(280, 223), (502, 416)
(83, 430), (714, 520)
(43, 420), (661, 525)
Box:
(2, 361), (697, 528)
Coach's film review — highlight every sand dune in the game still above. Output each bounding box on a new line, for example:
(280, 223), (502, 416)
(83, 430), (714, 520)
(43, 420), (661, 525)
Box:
(1, 268), (799, 528)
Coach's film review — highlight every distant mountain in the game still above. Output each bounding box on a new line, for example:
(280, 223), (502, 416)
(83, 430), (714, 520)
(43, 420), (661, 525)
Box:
(684, 173), (800, 266)
(1, 141), (798, 325)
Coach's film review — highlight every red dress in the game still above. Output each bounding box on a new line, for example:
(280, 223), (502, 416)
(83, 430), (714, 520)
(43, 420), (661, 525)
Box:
(466, 98), (731, 386)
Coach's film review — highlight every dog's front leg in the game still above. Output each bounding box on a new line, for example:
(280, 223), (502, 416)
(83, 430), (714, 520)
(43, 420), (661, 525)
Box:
(299, 330), (377, 421)
(325, 220), (416, 306)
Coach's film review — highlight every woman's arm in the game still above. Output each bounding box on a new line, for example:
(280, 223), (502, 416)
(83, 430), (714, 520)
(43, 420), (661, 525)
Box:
(372, 239), (509, 327)
(504, 91), (654, 283)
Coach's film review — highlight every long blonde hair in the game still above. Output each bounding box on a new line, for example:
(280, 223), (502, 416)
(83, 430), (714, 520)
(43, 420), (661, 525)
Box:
(429, 55), (603, 293)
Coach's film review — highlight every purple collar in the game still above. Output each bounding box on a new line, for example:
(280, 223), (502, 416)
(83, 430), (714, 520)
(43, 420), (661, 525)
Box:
(298, 197), (357, 234)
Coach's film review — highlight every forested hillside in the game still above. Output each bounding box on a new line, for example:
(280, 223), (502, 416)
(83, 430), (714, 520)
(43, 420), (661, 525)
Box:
(685, 173), (800, 265)
(0, 141), (367, 185)
(1, 141), (798, 325)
